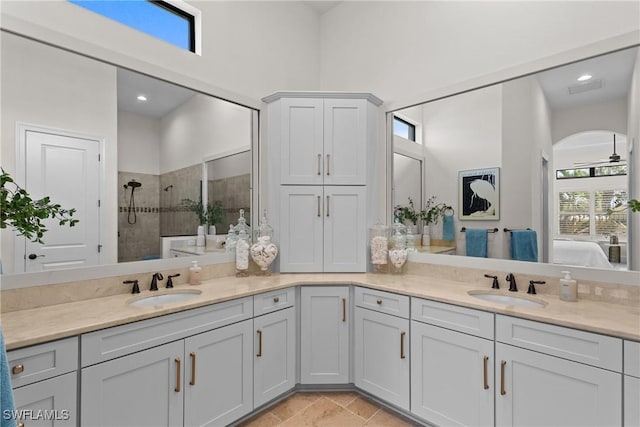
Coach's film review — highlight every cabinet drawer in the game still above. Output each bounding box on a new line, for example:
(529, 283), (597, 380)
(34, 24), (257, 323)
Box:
(13, 371), (77, 426)
(411, 298), (494, 340)
(7, 337), (78, 388)
(253, 287), (295, 316)
(625, 340), (640, 377)
(355, 287), (409, 318)
(82, 297), (253, 366)
(496, 315), (622, 371)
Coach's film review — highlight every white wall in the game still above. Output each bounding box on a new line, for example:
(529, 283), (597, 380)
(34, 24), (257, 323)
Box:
(0, 31), (118, 271)
(118, 111), (161, 175)
(0, 1), (321, 102)
(552, 98), (628, 143)
(160, 94), (251, 174)
(627, 48), (640, 269)
(319, 1), (640, 105)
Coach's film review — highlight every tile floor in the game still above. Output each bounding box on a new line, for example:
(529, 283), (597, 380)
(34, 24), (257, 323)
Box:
(236, 391), (423, 427)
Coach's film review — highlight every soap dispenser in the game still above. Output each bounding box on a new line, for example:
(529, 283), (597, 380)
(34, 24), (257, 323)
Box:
(189, 260), (202, 285)
(559, 271), (577, 302)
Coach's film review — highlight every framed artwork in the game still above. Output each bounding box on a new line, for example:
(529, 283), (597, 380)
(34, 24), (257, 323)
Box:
(458, 167), (500, 220)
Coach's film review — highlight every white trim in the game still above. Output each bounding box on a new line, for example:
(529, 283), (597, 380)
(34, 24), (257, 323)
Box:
(164, 0), (202, 56)
(14, 123), (105, 273)
(262, 91), (383, 106)
(202, 145), (251, 163)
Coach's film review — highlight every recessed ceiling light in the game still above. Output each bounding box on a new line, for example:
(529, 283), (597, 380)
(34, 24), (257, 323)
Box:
(577, 74), (592, 82)
(137, 95), (148, 102)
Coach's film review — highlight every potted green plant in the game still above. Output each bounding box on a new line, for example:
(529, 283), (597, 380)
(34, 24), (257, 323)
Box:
(1, 169), (78, 243)
(394, 197), (420, 231)
(206, 200), (224, 235)
(181, 198), (207, 225)
(419, 196), (452, 245)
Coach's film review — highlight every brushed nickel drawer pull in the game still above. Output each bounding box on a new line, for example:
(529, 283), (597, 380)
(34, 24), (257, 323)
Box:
(326, 195), (330, 217)
(317, 196), (321, 217)
(12, 364), (24, 375)
(256, 329), (263, 357)
(500, 360), (507, 396)
(190, 352), (196, 386)
(175, 357), (181, 392)
(317, 154), (322, 175)
(326, 154), (331, 176)
(483, 355), (489, 390)
(342, 298), (346, 322)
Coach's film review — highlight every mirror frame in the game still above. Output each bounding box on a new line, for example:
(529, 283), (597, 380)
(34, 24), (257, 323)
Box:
(385, 30), (640, 286)
(0, 22), (262, 289)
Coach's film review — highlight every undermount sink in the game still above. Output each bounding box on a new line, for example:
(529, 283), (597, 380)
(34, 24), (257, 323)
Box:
(128, 290), (202, 307)
(468, 291), (546, 308)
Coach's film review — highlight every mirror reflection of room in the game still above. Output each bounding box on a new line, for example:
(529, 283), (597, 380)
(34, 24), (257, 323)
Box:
(392, 46), (638, 271)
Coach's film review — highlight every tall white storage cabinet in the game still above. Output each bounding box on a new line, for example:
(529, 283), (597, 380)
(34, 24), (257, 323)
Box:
(263, 92), (382, 273)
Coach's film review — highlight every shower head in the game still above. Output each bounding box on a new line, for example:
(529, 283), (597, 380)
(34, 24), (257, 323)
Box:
(127, 180), (142, 189)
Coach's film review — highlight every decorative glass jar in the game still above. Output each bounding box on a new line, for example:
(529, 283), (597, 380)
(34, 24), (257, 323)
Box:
(388, 219), (408, 274)
(225, 224), (237, 252)
(370, 222), (390, 273)
(235, 228), (250, 277)
(235, 208), (252, 238)
(250, 211), (278, 275)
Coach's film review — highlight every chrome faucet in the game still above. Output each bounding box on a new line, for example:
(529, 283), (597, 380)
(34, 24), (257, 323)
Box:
(506, 273), (518, 292)
(150, 273), (163, 291)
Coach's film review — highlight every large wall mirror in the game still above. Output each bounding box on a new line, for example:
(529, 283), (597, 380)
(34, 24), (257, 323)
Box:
(1, 31), (254, 277)
(391, 45), (639, 273)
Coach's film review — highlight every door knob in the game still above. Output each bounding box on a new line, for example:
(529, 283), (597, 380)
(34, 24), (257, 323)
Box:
(27, 254), (45, 260)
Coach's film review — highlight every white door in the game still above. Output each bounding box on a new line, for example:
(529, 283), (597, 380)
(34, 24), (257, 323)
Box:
(300, 286), (350, 384)
(81, 340), (184, 427)
(495, 343), (622, 427)
(354, 307), (410, 410)
(19, 127), (101, 272)
(324, 99), (367, 185)
(254, 307), (296, 407)
(323, 186), (366, 272)
(279, 186), (324, 272)
(184, 319), (253, 427)
(411, 321), (494, 426)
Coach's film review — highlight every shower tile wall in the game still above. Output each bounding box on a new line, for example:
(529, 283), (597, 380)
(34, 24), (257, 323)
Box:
(160, 163), (202, 236)
(118, 172), (161, 262)
(209, 173), (251, 234)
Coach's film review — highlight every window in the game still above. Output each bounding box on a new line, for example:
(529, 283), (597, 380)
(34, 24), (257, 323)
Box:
(556, 165), (627, 179)
(69, 0), (198, 53)
(557, 189), (627, 239)
(393, 117), (416, 142)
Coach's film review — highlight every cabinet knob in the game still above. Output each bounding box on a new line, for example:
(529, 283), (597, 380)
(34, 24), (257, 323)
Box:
(376, 299), (382, 305)
(17, 423), (24, 427)
(273, 297), (280, 303)
(12, 364), (24, 375)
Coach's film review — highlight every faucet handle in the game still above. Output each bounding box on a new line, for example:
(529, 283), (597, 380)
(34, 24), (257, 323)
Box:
(123, 280), (140, 294)
(484, 274), (499, 289)
(527, 280), (546, 295)
(166, 273), (181, 288)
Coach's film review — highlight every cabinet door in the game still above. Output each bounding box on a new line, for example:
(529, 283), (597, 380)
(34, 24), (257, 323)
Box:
(625, 375), (640, 427)
(354, 307), (410, 410)
(495, 343), (621, 427)
(279, 186), (323, 272)
(12, 372), (77, 426)
(323, 99), (367, 185)
(323, 186), (367, 272)
(81, 340), (184, 427)
(300, 286), (350, 384)
(280, 98), (324, 185)
(254, 307), (296, 407)
(411, 321), (494, 427)
(184, 319), (253, 427)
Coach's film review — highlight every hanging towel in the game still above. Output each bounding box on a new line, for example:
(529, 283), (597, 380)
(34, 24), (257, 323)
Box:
(510, 230), (538, 262)
(442, 215), (455, 241)
(465, 229), (488, 258)
(1, 328), (16, 427)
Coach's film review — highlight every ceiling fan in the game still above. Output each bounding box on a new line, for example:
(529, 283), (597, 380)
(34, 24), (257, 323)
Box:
(574, 134), (626, 167)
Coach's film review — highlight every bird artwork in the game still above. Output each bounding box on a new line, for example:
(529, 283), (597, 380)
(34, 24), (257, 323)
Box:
(459, 168), (500, 220)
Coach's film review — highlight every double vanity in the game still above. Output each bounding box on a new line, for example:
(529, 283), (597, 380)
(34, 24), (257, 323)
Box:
(3, 266), (639, 426)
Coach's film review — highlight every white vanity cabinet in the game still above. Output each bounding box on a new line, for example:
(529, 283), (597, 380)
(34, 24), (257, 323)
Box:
(253, 290), (297, 408)
(624, 340), (640, 427)
(80, 297), (254, 427)
(495, 315), (623, 427)
(354, 287), (410, 410)
(410, 298), (494, 426)
(8, 337), (78, 427)
(279, 186), (366, 272)
(300, 286), (350, 384)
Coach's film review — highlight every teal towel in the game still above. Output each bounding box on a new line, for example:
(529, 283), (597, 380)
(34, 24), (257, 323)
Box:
(442, 216), (454, 241)
(465, 229), (487, 258)
(510, 230), (538, 262)
(1, 328), (16, 427)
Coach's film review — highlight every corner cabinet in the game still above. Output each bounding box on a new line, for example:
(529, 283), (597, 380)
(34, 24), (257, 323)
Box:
(263, 92), (382, 273)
